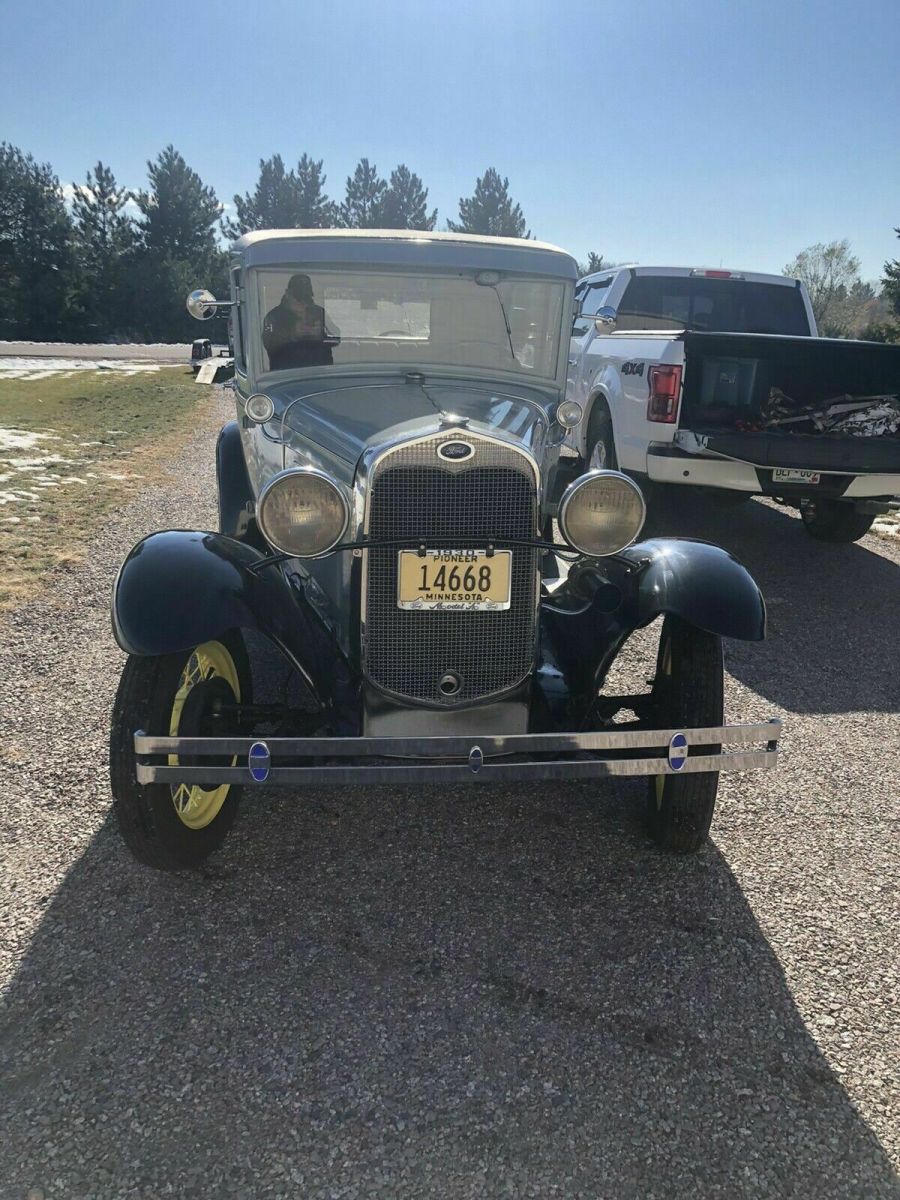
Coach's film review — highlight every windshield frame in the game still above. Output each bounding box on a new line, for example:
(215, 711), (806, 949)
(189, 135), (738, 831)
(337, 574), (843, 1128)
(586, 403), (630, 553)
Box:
(246, 264), (572, 389)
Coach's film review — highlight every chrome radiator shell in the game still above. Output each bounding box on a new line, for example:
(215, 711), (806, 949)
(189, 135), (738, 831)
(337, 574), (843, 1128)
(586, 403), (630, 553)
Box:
(361, 430), (540, 707)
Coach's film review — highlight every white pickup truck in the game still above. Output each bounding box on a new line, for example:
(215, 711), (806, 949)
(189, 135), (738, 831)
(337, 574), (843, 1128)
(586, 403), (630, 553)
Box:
(565, 265), (900, 542)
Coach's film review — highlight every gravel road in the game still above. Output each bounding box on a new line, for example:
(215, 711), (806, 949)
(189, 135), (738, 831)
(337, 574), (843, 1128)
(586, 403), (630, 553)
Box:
(1, 392), (898, 1199)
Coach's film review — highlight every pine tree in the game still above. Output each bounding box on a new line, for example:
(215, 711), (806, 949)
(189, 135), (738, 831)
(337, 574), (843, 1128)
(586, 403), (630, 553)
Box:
(379, 164), (437, 231)
(295, 153), (339, 228)
(224, 153), (337, 238)
(883, 228), (900, 319)
(447, 168), (530, 238)
(132, 146), (226, 340)
(577, 251), (606, 277)
(340, 158), (387, 228)
(0, 143), (74, 339)
(71, 161), (135, 337)
(136, 145), (222, 264)
(225, 154), (300, 237)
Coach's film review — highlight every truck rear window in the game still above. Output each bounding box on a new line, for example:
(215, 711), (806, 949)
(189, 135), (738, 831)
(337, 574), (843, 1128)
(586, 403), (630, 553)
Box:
(617, 277), (811, 336)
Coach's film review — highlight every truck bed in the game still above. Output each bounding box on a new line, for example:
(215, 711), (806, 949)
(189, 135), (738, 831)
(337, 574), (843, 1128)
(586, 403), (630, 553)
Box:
(680, 332), (900, 474)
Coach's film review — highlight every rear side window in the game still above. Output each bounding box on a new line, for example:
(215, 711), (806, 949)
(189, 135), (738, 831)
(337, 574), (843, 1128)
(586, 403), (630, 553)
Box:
(618, 277), (811, 336)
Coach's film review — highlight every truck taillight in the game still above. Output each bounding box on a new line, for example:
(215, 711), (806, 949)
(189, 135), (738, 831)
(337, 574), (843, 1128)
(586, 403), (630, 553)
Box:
(647, 364), (682, 423)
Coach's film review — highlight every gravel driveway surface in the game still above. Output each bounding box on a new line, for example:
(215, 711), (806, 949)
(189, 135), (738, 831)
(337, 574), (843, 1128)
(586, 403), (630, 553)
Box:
(1, 392), (898, 1199)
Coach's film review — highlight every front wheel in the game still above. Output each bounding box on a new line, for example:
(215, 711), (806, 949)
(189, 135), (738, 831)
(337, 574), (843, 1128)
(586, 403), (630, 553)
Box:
(109, 632), (251, 871)
(586, 404), (617, 470)
(800, 498), (874, 543)
(647, 616), (724, 854)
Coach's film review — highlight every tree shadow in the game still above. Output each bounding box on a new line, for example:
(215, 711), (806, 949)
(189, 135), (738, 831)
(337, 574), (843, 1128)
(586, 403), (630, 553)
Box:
(641, 494), (900, 714)
(2, 781), (897, 1198)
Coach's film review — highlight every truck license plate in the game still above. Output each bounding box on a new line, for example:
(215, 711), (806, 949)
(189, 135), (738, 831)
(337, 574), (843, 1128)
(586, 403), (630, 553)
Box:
(397, 549), (512, 610)
(772, 467), (821, 485)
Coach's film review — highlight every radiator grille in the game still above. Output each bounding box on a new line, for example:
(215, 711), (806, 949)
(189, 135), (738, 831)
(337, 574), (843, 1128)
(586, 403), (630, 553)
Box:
(364, 433), (539, 705)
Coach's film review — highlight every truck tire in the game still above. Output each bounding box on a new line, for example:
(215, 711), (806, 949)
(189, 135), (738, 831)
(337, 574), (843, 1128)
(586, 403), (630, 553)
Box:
(586, 402), (617, 470)
(647, 615), (723, 854)
(110, 631), (251, 871)
(800, 499), (874, 543)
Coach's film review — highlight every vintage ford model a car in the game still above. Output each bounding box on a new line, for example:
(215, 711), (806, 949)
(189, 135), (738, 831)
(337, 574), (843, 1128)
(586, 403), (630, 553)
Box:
(109, 230), (780, 871)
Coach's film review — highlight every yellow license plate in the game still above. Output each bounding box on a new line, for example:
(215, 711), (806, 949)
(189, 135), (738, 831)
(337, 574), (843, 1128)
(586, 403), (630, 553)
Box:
(397, 549), (512, 610)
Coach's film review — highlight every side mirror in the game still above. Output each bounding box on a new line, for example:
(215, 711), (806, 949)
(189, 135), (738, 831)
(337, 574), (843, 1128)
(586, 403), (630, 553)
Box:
(594, 306), (617, 332)
(187, 289), (219, 320)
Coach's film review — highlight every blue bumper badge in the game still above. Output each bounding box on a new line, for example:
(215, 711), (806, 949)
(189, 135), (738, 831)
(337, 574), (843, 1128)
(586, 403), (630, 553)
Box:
(668, 732), (688, 771)
(248, 741), (271, 783)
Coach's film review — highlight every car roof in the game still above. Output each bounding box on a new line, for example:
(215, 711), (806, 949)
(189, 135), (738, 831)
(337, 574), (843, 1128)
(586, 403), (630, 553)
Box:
(233, 228), (578, 279)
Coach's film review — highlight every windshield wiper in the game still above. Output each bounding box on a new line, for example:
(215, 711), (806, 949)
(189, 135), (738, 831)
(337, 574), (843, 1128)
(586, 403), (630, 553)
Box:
(479, 281), (516, 360)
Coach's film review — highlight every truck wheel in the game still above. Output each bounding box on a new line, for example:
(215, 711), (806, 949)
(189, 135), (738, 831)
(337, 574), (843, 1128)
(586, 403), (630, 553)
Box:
(647, 615), (723, 854)
(587, 403), (617, 470)
(109, 632), (251, 871)
(800, 498), (874, 543)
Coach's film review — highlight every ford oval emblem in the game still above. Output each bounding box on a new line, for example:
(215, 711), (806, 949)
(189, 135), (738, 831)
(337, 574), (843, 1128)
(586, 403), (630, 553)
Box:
(468, 745), (484, 774)
(438, 440), (474, 462)
(248, 740), (271, 783)
(667, 732), (688, 772)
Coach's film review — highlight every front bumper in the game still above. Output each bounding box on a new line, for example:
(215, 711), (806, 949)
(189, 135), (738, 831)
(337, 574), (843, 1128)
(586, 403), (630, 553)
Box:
(134, 720), (781, 787)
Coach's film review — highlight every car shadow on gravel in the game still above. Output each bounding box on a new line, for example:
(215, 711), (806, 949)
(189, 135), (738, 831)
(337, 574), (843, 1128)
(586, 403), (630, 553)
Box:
(2, 787), (898, 1198)
(641, 493), (900, 714)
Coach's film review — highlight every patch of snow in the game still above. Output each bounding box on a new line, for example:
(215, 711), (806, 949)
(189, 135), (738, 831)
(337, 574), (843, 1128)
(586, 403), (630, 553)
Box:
(0, 356), (172, 380)
(0, 429), (60, 451)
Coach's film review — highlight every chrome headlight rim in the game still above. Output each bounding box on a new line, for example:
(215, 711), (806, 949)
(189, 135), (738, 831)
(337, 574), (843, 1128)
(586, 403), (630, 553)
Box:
(557, 468), (646, 557)
(245, 392), (276, 424)
(257, 467), (351, 558)
(555, 399), (583, 429)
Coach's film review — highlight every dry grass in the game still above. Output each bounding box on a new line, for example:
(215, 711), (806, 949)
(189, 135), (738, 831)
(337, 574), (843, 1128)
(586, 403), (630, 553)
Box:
(0, 367), (216, 609)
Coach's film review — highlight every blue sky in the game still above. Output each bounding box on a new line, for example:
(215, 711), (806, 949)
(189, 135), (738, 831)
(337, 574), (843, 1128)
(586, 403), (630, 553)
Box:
(4, 0), (898, 279)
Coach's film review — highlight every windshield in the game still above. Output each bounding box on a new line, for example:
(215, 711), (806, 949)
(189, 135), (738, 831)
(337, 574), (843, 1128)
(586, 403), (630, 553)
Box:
(617, 276), (812, 336)
(255, 268), (566, 378)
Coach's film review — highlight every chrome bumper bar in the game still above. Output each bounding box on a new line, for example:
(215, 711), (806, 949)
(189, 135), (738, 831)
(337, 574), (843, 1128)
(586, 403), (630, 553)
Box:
(134, 720), (781, 786)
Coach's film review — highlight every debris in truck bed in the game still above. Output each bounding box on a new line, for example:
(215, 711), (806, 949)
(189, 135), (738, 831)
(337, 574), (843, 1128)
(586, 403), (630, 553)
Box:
(759, 390), (900, 437)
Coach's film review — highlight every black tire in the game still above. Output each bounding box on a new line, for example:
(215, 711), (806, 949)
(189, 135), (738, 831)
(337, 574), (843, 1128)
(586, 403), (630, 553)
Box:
(647, 615), (724, 854)
(800, 498), (875, 543)
(586, 400), (617, 470)
(110, 631), (251, 871)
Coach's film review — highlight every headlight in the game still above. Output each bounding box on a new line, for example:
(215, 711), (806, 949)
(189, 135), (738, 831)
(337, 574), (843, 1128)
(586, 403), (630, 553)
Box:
(558, 470), (646, 556)
(257, 469), (349, 557)
(555, 399), (583, 429)
(245, 393), (275, 424)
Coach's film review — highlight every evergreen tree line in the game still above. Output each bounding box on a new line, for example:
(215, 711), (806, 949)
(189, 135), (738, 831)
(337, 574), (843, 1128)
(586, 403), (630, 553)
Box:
(4, 137), (898, 345)
(0, 144), (543, 343)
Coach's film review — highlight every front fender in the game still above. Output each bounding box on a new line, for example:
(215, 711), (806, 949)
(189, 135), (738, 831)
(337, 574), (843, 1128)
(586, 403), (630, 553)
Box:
(541, 537), (765, 704)
(111, 531), (337, 705)
(616, 538), (766, 641)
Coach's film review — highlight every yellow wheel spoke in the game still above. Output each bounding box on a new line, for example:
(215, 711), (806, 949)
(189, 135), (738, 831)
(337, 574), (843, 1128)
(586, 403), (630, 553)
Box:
(166, 640), (241, 831)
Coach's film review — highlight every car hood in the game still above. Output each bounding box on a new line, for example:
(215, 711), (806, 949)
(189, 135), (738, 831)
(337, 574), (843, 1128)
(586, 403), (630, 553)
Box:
(273, 376), (557, 466)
